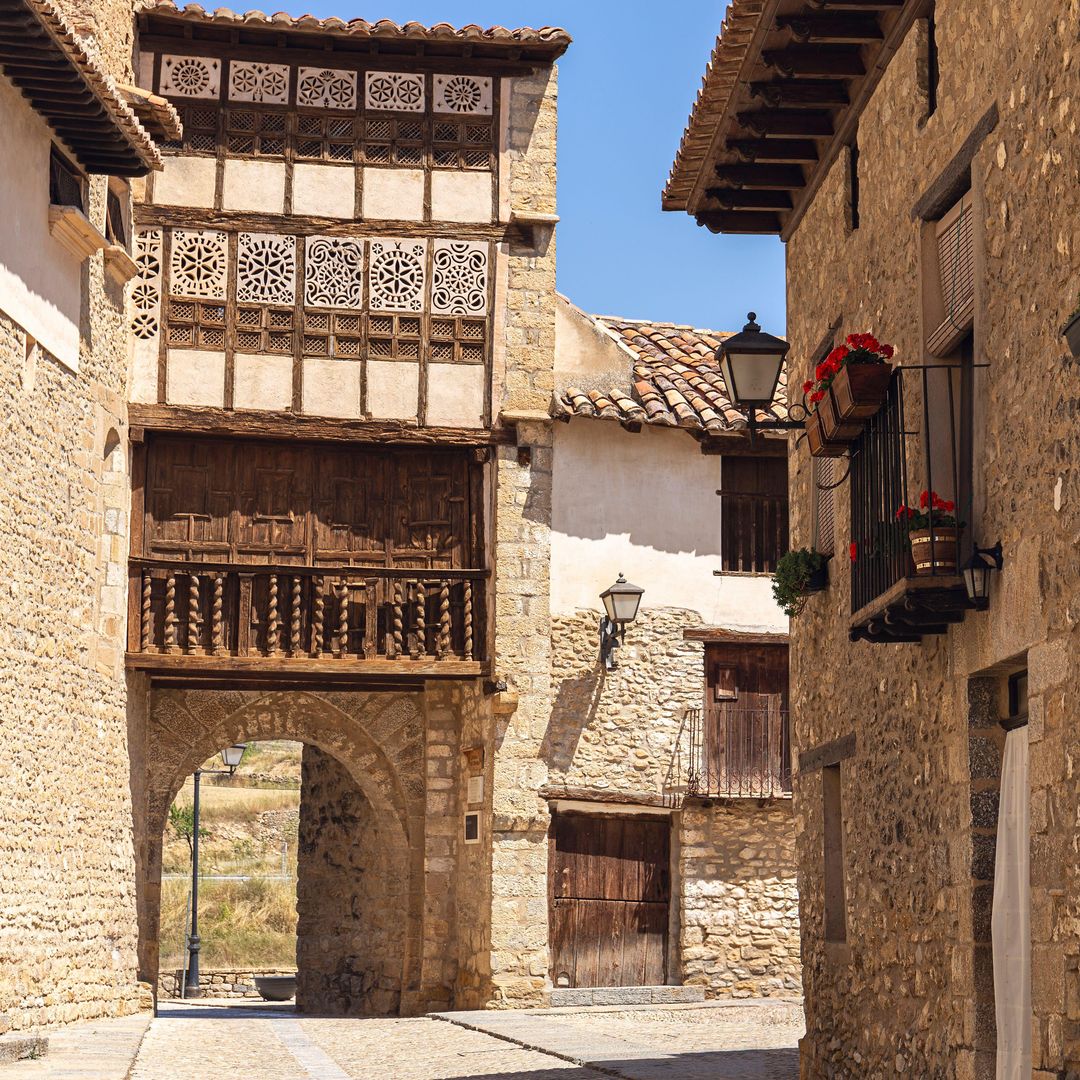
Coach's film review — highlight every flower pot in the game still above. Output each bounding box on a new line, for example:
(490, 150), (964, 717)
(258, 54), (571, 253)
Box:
(255, 974), (296, 1001)
(818, 386), (863, 442)
(806, 410), (848, 458)
(1062, 311), (1080, 359)
(832, 362), (893, 420)
(805, 563), (829, 593)
(909, 527), (960, 576)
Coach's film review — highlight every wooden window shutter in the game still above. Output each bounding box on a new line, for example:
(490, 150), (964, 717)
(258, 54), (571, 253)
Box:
(812, 456), (836, 556)
(707, 661), (739, 702)
(926, 191), (974, 356)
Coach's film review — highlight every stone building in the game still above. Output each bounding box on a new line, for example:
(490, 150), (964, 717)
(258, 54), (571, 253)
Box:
(666, 0), (1079, 1076)
(2, 0), (802, 1031)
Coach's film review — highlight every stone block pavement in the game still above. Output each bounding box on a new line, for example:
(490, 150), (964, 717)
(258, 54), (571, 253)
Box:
(0, 998), (803, 1079)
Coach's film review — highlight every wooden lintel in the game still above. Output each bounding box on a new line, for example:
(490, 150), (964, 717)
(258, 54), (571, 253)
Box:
(749, 79), (850, 108)
(735, 109), (834, 138)
(712, 163), (806, 188)
(682, 628), (789, 644)
(808, 0), (902, 8)
(127, 652), (487, 680)
(776, 13), (884, 43)
(706, 187), (794, 211)
(128, 403), (514, 447)
(798, 733), (856, 773)
(727, 138), (820, 164)
(538, 784), (671, 810)
(696, 210), (782, 234)
(762, 44), (866, 78)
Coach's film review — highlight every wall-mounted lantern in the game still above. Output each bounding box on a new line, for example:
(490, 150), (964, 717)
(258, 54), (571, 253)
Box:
(962, 542), (1003, 608)
(219, 743), (247, 773)
(599, 573), (644, 671)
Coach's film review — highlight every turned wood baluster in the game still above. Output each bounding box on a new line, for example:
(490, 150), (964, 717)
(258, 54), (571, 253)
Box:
(290, 575), (301, 656)
(438, 582), (450, 659)
(464, 581), (474, 660)
(390, 583), (403, 656)
(188, 573), (201, 652)
(164, 573), (178, 653)
(141, 569), (151, 652)
(211, 574), (224, 655)
(416, 580), (426, 657)
(267, 574), (280, 655)
(337, 582), (349, 657)
(312, 577), (324, 657)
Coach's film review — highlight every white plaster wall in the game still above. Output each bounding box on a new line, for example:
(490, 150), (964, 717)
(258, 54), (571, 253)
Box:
(367, 359), (418, 419)
(292, 163), (354, 219)
(222, 159), (285, 214)
(362, 168), (424, 221)
(152, 156), (217, 208)
(551, 419), (786, 632)
(0, 75), (82, 370)
(302, 359), (361, 418)
(166, 348), (225, 406)
(427, 362), (484, 427)
(431, 172), (493, 223)
(233, 353), (291, 410)
(554, 293), (630, 383)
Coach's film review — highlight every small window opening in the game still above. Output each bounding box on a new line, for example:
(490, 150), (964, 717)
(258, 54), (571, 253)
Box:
(926, 5), (939, 119)
(106, 188), (128, 248)
(1007, 671), (1028, 727)
(49, 146), (85, 213)
(848, 133), (860, 231)
(823, 762), (847, 942)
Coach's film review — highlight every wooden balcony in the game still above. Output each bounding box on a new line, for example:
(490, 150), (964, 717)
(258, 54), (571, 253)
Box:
(127, 559), (488, 682)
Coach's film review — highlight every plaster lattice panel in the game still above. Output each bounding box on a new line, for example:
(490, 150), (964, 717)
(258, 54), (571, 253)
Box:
(365, 71), (425, 113)
(169, 229), (228, 299)
(305, 236), (364, 308)
(433, 74), (492, 115)
(131, 229), (162, 342)
(160, 55), (220, 99)
(237, 233), (296, 306)
(297, 67), (357, 110)
(368, 239), (426, 313)
(228, 61), (290, 104)
(431, 241), (488, 316)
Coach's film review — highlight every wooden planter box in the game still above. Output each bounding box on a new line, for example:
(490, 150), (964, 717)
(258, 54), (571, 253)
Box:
(909, 527), (960, 576)
(818, 386), (862, 442)
(1062, 311), (1080, 359)
(806, 409), (848, 458)
(832, 362), (893, 420)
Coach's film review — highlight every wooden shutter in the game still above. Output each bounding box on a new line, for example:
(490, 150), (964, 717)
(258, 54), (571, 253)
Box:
(719, 456), (788, 573)
(812, 457), (836, 556)
(926, 191), (974, 356)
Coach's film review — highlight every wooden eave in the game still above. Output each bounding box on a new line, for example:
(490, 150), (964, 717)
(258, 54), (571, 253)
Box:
(664, 0), (924, 239)
(138, 10), (570, 70)
(0, 0), (161, 175)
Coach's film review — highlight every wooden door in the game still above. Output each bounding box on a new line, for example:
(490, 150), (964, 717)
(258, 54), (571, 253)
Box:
(549, 813), (670, 988)
(704, 643), (789, 794)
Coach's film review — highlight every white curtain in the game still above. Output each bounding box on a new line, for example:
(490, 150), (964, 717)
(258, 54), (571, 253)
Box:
(993, 725), (1031, 1080)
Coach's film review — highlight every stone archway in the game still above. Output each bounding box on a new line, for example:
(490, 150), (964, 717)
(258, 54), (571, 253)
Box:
(131, 688), (430, 1014)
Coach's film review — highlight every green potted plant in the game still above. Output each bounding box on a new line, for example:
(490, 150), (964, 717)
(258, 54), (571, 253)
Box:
(894, 491), (966, 576)
(772, 548), (829, 617)
(1062, 293), (1080, 358)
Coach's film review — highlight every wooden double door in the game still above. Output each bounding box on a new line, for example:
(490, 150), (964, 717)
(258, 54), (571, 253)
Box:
(549, 813), (670, 988)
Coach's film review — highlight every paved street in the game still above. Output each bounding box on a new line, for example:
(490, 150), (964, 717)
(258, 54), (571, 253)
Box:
(117, 1000), (802, 1080)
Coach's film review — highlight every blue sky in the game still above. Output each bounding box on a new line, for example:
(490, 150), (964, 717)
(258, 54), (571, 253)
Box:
(303, 1), (787, 335)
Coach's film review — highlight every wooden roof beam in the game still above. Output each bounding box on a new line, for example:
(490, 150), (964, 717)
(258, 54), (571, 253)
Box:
(696, 210), (782, 235)
(762, 44), (866, 77)
(735, 109), (834, 137)
(807, 0), (903, 9)
(727, 138), (820, 163)
(776, 13), (884, 42)
(704, 187), (794, 211)
(749, 79), (850, 107)
(713, 163), (806, 188)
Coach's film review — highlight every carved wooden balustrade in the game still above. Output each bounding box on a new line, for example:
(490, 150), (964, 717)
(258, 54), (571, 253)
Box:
(127, 559), (488, 676)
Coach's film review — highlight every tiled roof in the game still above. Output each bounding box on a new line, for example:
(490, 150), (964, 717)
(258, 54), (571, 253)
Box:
(1, 0), (163, 175)
(663, 0), (764, 211)
(118, 84), (183, 142)
(140, 3), (572, 55)
(552, 315), (788, 435)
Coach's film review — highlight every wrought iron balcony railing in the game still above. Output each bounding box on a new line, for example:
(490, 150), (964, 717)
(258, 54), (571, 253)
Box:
(667, 706), (792, 804)
(127, 559), (487, 670)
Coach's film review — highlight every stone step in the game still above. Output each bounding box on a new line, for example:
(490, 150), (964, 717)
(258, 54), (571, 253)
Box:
(0, 1035), (49, 1065)
(548, 984), (705, 1007)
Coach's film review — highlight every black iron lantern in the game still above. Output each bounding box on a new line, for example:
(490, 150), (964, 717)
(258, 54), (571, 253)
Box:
(716, 312), (790, 410)
(219, 743), (247, 773)
(599, 573), (644, 670)
(962, 543), (1003, 608)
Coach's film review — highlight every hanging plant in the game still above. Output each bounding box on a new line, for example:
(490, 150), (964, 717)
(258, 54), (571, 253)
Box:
(772, 549), (829, 618)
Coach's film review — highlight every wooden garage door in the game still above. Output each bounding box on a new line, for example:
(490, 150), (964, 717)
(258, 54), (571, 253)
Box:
(549, 813), (670, 988)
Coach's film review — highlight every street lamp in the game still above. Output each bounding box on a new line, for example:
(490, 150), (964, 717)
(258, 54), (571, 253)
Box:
(184, 742), (246, 999)
(599, 573), (644, 671)
(962, 542), (1003, 608)
(716, 313), (805, 439)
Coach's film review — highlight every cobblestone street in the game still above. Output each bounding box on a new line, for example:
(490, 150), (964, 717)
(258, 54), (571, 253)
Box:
(119, 1001), (803, 1080)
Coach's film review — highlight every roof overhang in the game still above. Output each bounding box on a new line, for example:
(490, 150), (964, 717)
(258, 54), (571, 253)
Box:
(138, 4), (571, 69)
(0, 0), (162, 175)
(118, 83), (183, 143)
(664, 0), (924, 239)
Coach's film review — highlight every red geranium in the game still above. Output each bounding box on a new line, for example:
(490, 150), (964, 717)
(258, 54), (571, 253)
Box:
(894, 491), (965, 530)
(802, 332), (895, 409)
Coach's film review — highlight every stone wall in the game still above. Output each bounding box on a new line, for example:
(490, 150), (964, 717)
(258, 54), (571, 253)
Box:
(783, 5), (1080, 1076)
(158, 969), (295, 1000)
(0, 1), (143, 1028)
(679, 802), (800, 999)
